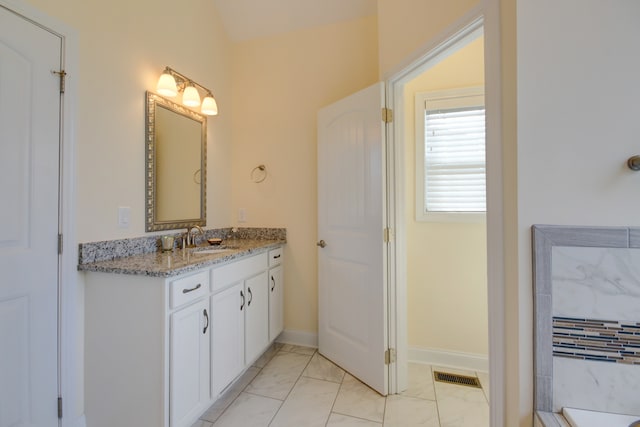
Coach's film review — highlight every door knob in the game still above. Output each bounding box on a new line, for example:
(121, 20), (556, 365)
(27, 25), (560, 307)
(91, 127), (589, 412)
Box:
(316, 240), (327, 248)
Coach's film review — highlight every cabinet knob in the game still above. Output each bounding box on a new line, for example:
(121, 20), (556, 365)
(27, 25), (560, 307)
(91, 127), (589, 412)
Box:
(316, 240), (327, 248)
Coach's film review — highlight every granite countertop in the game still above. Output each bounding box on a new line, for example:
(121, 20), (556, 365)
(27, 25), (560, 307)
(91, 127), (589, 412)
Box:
(78, 239), (285, 278)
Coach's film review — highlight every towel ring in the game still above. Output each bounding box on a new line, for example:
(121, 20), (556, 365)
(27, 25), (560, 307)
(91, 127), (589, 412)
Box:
(251, 164), (267, 183)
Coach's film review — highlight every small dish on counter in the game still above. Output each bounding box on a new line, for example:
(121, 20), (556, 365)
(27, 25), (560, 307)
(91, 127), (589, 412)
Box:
(207, 238), (223, 245)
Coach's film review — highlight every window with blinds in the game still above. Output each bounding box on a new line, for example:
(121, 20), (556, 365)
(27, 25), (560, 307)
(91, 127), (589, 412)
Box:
(415, 87), (486, 222)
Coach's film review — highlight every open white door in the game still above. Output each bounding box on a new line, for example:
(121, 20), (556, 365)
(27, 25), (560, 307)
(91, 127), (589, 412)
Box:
(0, 5), (62, 426)
(317, 82), (388, 395)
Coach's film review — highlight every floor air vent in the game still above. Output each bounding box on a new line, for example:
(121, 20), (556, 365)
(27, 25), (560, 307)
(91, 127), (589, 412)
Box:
(433, 371), (482, 388)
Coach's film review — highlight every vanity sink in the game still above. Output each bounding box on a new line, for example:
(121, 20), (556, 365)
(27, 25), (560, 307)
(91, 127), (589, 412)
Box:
(191, 246), (239, 255)
(192, 249), (231, 255)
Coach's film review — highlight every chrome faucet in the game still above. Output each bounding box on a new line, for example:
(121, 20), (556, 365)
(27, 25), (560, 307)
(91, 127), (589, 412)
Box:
(183, 225), (204, 248)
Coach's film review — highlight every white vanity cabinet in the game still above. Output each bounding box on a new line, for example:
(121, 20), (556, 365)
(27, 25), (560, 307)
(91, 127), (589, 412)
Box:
(244, 270), (269, 364)
(268, 247), (284, 340)
(210, 282), (244, 397)
(85, 269), (211, 427)
(169, 272), (211, 427)
(210, 252), (270, 397)
(84, 245), (284, 427)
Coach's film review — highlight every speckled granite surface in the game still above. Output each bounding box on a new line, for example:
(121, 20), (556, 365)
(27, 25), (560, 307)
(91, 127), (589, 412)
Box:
(78, 227), (286, 264)
(77, 227), (286, 278)
(78, 238), (285, 278)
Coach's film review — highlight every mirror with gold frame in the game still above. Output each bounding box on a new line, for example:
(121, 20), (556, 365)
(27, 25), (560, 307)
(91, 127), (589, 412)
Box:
(145, 91), (206, 232)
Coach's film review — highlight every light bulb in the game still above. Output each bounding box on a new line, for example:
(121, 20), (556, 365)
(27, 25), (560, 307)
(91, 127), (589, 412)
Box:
(201, 95), (218, 115)
(182, 84), (201, 107)
(156, 72), (177, 97)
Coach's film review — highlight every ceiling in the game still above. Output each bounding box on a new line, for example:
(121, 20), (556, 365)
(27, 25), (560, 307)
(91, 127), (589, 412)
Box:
(212, 0), (377, 42)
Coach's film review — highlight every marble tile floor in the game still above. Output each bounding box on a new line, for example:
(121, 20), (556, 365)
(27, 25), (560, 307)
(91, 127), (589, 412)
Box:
(192, 344), (490, 427)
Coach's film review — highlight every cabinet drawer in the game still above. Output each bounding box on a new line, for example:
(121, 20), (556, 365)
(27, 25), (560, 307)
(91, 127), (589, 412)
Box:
(211, 253), (268, 292)
(170, 270), (210, 309)
(268, 247), (283, 267)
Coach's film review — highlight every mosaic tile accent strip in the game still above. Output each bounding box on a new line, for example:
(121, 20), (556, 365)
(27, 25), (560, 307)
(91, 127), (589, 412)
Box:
(552, 316), (640, 364)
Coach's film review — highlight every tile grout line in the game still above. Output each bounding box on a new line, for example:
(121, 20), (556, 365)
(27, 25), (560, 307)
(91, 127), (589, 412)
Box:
(324, 364), (347, 427)
(476, 370), (490, 404)
(430, 365), (444, 427)
(266, 348), (317, 427)
(205, 343), (280, 426)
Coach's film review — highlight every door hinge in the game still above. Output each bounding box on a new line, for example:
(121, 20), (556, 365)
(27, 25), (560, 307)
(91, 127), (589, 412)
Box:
(382, 107), (393, 123)
(57, 397), (63, 419)
(384, 348), (396, 365)
(58, 233), (63, 255)
(383, 227), (392, 243)
(52, 70), (67, 94)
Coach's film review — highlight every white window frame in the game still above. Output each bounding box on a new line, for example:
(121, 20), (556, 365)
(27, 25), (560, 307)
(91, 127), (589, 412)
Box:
(415, 86), (486, 223)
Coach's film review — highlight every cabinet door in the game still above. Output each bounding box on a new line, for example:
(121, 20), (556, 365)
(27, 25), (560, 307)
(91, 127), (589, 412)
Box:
(211, 282), (245, 397)
(269, 265), (284, 340)
(170, 298), (211, 427)
(244, 271), (269, 365)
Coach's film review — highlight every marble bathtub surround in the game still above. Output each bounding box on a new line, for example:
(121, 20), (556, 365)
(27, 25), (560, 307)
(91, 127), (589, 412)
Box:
(553, 357), (640, 416)
(532, 225), (640, 418)
(78, 227), (286, 264)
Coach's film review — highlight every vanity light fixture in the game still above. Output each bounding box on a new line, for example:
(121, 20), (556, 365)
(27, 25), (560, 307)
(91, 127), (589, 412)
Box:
(200, 92), (218, 115)
(181, 83), (201, 107)
(155, 66), (218, 116)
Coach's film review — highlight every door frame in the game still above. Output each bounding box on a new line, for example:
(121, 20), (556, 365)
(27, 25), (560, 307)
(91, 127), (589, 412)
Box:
(385, 3), (505, 427)
(0, 1), (81, 425)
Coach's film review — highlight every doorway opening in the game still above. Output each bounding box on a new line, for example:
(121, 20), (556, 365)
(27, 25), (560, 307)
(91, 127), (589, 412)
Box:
(402, 32), (487, 376)
(385, 13), (495, 421)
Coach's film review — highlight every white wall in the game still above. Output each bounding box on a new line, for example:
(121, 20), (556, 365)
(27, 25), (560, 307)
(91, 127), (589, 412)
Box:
(403, 37), (488, 357)
(517, 0), (640, 425)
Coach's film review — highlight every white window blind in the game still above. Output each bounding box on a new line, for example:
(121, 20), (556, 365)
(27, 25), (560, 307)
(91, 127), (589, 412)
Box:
(424, 106), (486, 212)
(415, 87), (486, 222)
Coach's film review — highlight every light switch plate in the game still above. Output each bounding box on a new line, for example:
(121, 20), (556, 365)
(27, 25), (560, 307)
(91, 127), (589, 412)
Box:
(238, 208), (247, 223)
(118, 206), (131, 228)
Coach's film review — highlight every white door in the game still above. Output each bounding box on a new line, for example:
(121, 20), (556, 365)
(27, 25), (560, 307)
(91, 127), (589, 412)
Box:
(317, 82), (388, 395)
(0, 6), (62, 426)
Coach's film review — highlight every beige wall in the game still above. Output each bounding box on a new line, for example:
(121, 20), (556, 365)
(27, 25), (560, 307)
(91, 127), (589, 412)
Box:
(230, 16), (379, 334)
(25, 0), (234, 243)
(500, 0), (520, 424)
(404, 37), (487, 356)
(22, 0), (234, 420)
(384, 2), (640, 427)
(377, 0), (479, 77)
(24, 1), (615, 426)
(375, 0), (520, 423)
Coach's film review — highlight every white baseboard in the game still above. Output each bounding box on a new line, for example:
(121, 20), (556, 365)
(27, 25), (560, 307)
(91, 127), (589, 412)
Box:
(408, 347), (488, 373)
(276, 329), (318, 348)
